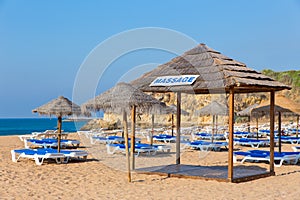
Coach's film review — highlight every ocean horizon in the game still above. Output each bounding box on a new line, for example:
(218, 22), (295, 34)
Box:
(0, 118), (88, 136)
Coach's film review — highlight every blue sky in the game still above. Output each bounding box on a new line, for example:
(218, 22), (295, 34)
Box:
(0, 0), (300, 117)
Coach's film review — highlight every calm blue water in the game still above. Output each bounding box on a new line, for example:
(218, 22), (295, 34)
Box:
(0, 118), (88, 136)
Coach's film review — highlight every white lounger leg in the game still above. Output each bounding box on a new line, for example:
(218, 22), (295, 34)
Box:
(11, 150), (17, 162)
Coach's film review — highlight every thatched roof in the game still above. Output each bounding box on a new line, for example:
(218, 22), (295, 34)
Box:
(83, 82), (166, 114)
(251, 105), (295, 117)
(194, 101), (228, 116)
(250, 94), (300, 117)
(236, 103), (259, 117)
(32, 96), (82, 117)
(131, 44), (291, 94)
(165, 104), (189, 116)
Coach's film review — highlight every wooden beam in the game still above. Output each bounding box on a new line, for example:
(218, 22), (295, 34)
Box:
(130, 105), (136, 170)
(176, 92), (181, 165)
(269, 91), (275, 173)
(228, 87), (234, 182)
(123, 111), (131, 182)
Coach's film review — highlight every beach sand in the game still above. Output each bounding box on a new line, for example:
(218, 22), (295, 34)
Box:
(1, 134), (300, 199)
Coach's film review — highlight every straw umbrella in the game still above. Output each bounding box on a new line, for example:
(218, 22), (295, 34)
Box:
(270, 94), (300, 137)
(252, 105), (296, 153)
(131, 43), (290, 182)
(32, 96), (82, 152)
(194, 101), (228, 142)
(165, 104), (189, 137)
(83, 82), (166, 182)
(237, 103), (259, 138)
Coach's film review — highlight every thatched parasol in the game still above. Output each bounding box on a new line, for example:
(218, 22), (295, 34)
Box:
(131, 43), (291, 182)
(83, 82), (166, 182)
(165, 104), (189, 137)
(32, 96), (81, 152)
(236, 103), (259, 136)
(252, 104), (296, 153)
(236, 103), (259, 117)
(195, 101), (228, 142)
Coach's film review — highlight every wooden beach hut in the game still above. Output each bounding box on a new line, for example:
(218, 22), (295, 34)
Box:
(32, 96), (82, 152)
(131, 43), (291, 182)
(83, 82), (166, 182)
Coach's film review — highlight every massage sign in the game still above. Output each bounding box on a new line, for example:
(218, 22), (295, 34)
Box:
(150, 75), (199, 86)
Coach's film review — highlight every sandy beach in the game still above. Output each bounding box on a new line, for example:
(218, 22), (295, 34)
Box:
(1, 133), (300, 200)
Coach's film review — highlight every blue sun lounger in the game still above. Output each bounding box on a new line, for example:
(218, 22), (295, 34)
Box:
(11, 148), (66, 165)
(233, 138), (270, 148)
(274, 136), (300, 144)
(187, 140), (228, 151)
(233, 150), (300, 167)
(106, 143), (169, 156)
(192, 132), (225, 140)
(24, 138), (80, 149)
(91, 135), (141, 145)
(11, 148), (88, 165)
(153, 134), (176, 143)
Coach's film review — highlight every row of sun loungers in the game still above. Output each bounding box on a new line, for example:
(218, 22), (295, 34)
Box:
(11, 148), (88, 165)
(234, 150), (300, 167)
(18, 130), (70, 141)
(187, 140), (228, 151)
(90, 135), (142, 144)
(106, 143), (171, 156)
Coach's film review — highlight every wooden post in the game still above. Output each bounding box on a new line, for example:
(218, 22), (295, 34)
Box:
(171, 114), (174, 137)
(123, 111), (131, 182)
(211, 115), (215, 143)
(176, 92), (181, 165)
(228, 87), (234, 182)
(278, 112), (281, 153)
(269, 91), (275, 174)
(216, 115), (218, 134)
(151, 114), (154, 145)
(130, 106), (136, 170)
(256, 116), (259, 140)
(296, 115), (299, 138)
(57, 116), (62, 152)
(248, 116), (251, 133)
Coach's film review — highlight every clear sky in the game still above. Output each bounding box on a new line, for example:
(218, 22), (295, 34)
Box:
(0, 0), (300, 117)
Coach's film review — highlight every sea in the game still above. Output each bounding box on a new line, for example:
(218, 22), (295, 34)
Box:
(0, 118), (88, 136)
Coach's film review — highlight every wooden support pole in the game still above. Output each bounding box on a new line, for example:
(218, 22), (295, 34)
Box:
(123, 111), (131, 182)
(228, 87), (234, 182)
(211, 115), (215, 143)
(171, 114), (174, 137)
(256, 116), (259, 140)
(296, 115), (299, 138)
(57, 116), (62, 152)
(176, 92), (181, 165)
(269, 91), (275, 174)
(151, 114), (154, 145)
(278, 112), (282, 153)
(130, 106), (136, 170)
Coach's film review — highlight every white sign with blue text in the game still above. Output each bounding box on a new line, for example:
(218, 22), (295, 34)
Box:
(150, 75), (199, 86)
